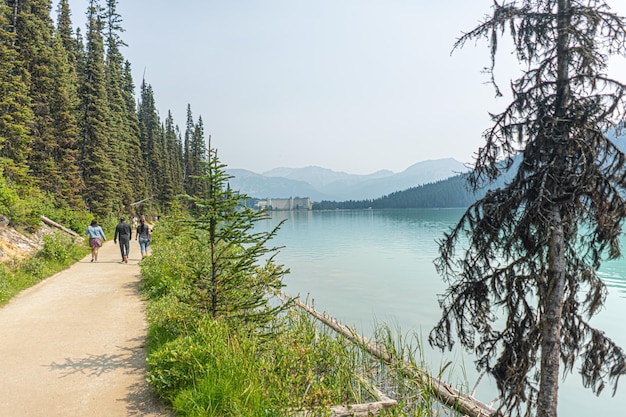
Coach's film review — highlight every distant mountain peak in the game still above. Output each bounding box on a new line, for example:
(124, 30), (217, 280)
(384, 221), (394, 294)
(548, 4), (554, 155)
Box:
(228, 158), (467, 201)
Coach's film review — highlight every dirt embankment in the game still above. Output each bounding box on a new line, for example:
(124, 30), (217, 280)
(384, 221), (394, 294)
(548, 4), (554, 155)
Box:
(0, 215), (52, 264)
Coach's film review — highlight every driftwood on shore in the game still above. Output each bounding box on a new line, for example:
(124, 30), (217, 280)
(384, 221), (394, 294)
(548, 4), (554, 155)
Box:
(283, 293), (504, 417)
(291, 374), (397, 417)
(41, 215), (81, 238)
(292, 398), (397, 417)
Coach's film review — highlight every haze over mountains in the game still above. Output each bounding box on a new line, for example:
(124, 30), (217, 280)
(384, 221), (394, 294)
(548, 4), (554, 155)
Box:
(226, 128), (626, 204)
(227, 158), (469, 201)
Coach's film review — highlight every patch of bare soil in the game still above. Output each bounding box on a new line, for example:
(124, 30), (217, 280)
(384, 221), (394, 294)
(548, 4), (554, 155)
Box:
(0, 220), (49, 264)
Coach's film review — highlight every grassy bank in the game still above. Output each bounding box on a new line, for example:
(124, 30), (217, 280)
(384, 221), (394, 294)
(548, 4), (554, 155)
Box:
(140, 219), (466, 417)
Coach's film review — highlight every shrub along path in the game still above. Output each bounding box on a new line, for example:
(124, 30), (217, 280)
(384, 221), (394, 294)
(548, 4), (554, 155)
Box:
(0, 240), (172, 417)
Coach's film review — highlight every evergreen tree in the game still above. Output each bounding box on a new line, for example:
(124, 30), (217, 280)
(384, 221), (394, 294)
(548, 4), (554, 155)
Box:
(121, 61), (148, 206)
(103, 0), (135, 213)
(52, 0), (84, 207)
(137, 79), (162, 212)
(161, 110), (184, 209)
(48, 30), (84, 207)
(56, 0), (75, 55)
(181, 145), (289, 327)
(79, 0), (115, 216)
(11, 0), (82, 203)
(0, 3), (33, 182)
(429, 2), (626, 416)
(183, 104), (193, 193)
(185, 113), (207, 197)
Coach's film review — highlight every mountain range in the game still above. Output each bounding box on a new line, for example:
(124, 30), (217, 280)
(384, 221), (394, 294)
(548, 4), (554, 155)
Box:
(227, 129), (626, 204)
(226, 158), (469, 201)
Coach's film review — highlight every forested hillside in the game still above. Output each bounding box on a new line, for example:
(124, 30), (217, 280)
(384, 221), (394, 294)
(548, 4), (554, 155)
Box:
(313, 174), (478, 209)
(0, 0), (203, 223)
(313, 160), (515, 210)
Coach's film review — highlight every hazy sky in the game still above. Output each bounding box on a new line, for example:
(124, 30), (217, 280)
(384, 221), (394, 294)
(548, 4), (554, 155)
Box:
(60, 1), (626, 174)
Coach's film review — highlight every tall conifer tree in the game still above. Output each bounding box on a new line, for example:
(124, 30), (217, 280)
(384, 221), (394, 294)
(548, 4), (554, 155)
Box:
(79, 0), (115, 216)
(183, 104), (193, 193)
(103, 0), (137, 212)
(121, 61), (149, 204)
(0, 3), (33, 182)
(430, 2), (626, 416)
(161, 111), (183, 209)
(11, 0), (82, 203)
(52, 0), (84, 207)
(183, 109), (207, 197)
(137, 79), (162, 212)
(191, 116), (207, 194)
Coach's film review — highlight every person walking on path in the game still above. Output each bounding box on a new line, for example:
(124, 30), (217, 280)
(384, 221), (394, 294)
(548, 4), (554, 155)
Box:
(136, 215), (152, 259)
(85, 219), (106, 262)
(113, 217), (132, 263)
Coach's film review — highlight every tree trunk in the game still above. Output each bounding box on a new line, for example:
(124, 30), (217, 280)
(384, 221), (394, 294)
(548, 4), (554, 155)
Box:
(538, 208), (567, 417)
(537, 2), (572, 414)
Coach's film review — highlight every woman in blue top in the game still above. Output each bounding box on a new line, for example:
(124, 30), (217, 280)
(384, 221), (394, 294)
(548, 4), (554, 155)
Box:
(85, 219), (106, 262)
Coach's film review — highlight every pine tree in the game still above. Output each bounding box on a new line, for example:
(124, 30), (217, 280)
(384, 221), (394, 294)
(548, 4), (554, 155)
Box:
(181, 145), (289, 327)
(53, 0), (85, 207)
(137, 79), (163, 212)
(0, 3), (33, 182)
(103, 0), (136, 213)
(161, 110), (184, 209)
(121, 61), (149, 206)
(79, 0), (115, 216)
(12, 0), (83, 203)
(183, 104), (194, 193)
(48, 30), (84, 207)
(184, 111), (207, 197)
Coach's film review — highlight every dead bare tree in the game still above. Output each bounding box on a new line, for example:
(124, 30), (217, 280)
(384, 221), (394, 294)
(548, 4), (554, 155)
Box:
(429, 2), (626, 417)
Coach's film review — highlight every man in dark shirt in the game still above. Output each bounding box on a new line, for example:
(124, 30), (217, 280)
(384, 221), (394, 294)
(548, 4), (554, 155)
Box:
(113, 217), (132, 263)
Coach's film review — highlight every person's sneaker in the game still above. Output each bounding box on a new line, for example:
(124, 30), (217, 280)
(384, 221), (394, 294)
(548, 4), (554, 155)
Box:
(91, 258), (94, 262)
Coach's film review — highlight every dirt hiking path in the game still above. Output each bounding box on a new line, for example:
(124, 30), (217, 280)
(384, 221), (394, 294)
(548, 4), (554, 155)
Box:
(0, 240), (173, 417)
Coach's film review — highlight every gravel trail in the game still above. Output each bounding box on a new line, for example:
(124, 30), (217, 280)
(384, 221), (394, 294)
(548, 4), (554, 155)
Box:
(0, 240), (172, 417)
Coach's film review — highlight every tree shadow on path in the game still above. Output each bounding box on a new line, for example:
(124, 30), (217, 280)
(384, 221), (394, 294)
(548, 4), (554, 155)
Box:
(45, 338), (173, 416)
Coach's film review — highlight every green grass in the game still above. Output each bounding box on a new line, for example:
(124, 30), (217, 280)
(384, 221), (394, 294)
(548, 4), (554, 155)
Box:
(140, 219), (469, 417)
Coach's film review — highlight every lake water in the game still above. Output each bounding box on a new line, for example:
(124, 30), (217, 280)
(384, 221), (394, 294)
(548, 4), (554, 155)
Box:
(257, 208), (626, 416)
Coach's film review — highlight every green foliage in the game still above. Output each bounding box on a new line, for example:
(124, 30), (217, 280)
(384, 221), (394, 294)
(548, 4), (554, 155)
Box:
(44, 206), (93, 235)
(144, 300), (375, 416)
(267, 310), (364, 409)
(175, 146), (289, 328)
(141, 208), (472, 416)
(39, 233), (74, 263)
(0, 163), (50, 230)
(0, 4), (33, 169)
(0, 167), (21, 215)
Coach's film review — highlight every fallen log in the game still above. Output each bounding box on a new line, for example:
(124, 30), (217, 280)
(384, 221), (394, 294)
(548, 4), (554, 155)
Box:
(41, 215), (80, 238)
(283, 293), (504, 417)
(293, 399), (398, 417)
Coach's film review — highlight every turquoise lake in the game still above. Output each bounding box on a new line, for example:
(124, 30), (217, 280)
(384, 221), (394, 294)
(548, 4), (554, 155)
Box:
(257, 208), (626, 416)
